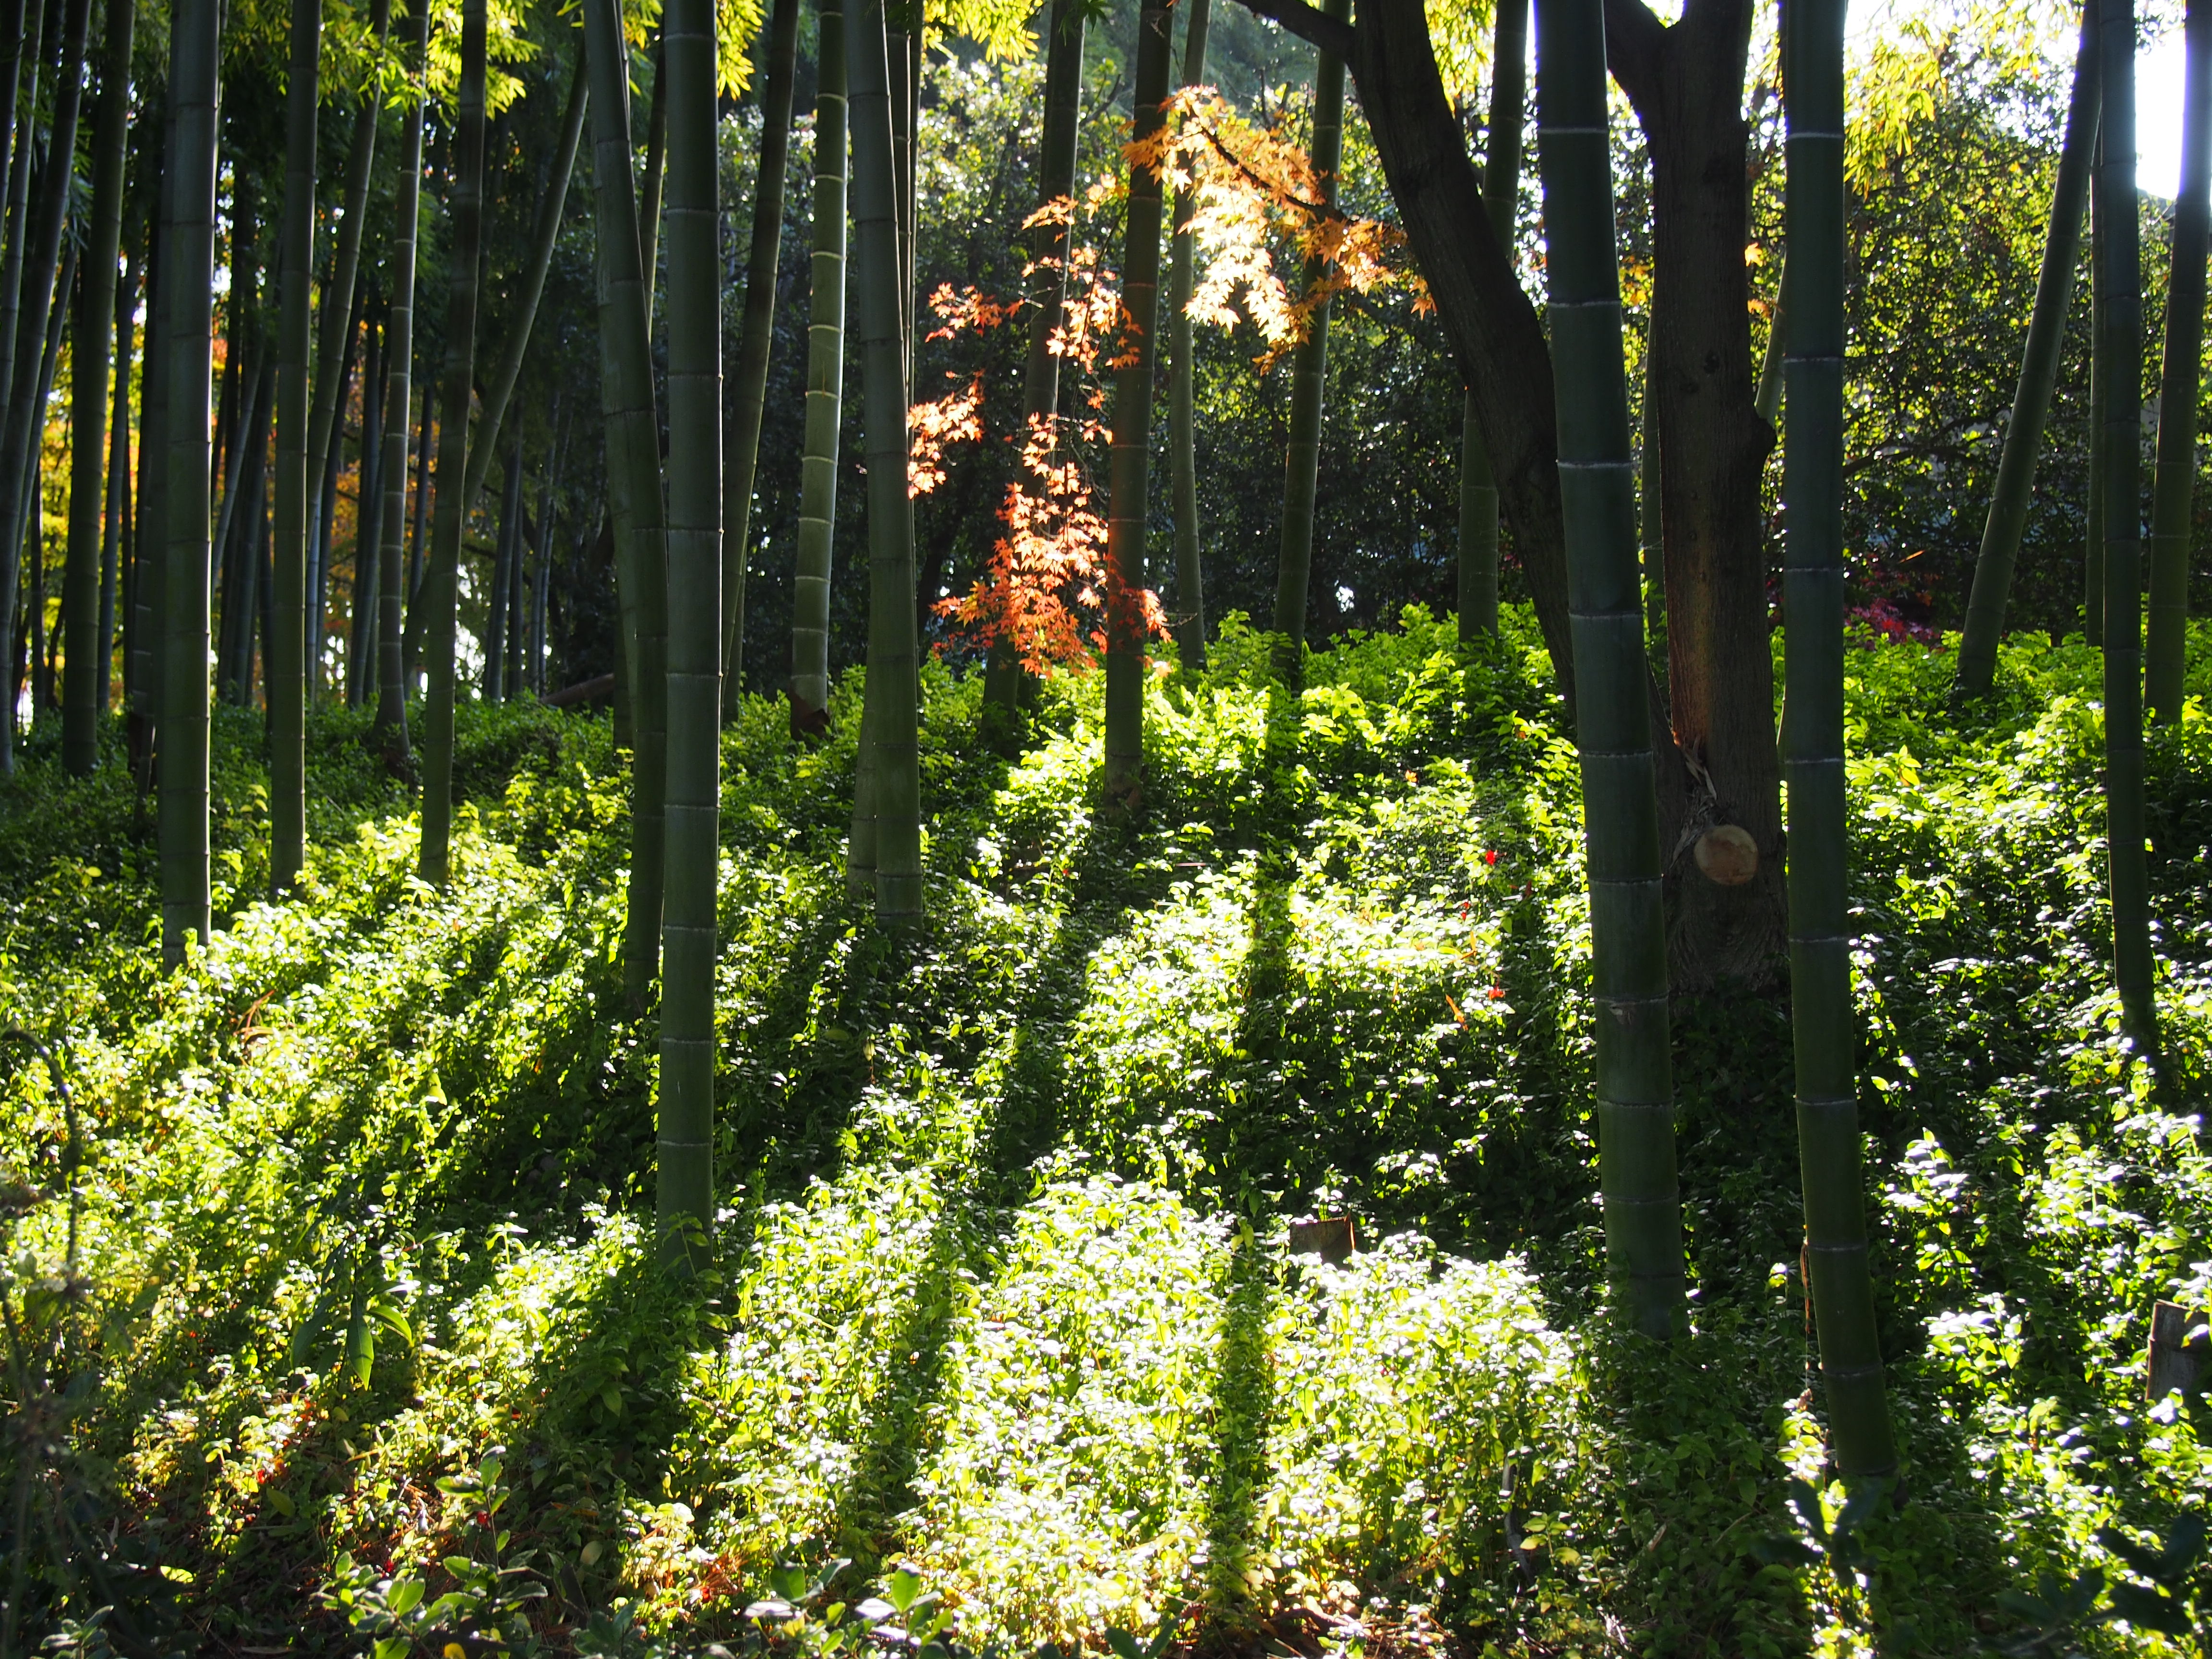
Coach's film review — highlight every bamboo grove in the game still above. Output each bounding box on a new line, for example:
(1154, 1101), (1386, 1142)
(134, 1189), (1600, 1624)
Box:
(0, 0), (2209, 1580)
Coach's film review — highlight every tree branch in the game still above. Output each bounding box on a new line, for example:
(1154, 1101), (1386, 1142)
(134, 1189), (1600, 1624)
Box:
(1234, 0), (1356, 65)
(1601, 0), (1666, 115)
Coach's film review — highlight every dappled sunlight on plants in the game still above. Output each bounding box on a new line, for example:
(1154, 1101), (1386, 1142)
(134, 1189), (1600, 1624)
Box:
(9, 618), (2212, 1650)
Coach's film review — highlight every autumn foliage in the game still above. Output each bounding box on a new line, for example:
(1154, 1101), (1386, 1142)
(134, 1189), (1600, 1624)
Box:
(919, 88), (1415, 674)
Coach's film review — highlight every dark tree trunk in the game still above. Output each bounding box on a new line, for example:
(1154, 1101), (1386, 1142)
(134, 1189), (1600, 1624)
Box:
(1242, 0), (1784, 987)
(1607, 0), (1785, 986)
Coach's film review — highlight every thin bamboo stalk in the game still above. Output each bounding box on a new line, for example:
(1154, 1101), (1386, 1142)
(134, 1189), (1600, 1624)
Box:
(790, 0), (847, 737)
(419, 0), (489, 887)
(1952, 7), (2100, 702)
(1271, 0), (1351, 670)
(2096, 0), (2158, 1054)
(61, 0), (131, 774)
(0, 0), (90, 773)
(1166, 0), (1207, 670)
(375, 0), (430, 747)
(2146, 0), (2211, 722)
(1456, 0), (1525, 637)
(1101, 0), (1175, 806)
(585, 0), (672, 1001)
(721, 0), (800, 709)
(270, 0), (324, 891)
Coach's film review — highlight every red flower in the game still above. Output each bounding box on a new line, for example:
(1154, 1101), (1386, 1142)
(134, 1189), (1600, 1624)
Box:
(1488, 986), (1505, 1000)
(1483, 849), (1498, 866)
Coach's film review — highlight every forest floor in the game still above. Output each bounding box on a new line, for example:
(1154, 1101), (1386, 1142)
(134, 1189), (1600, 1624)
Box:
(4, 609), (2212, 1658)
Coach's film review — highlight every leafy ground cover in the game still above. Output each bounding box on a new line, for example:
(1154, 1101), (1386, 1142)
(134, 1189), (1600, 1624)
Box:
(6, 610), (2212, 1657)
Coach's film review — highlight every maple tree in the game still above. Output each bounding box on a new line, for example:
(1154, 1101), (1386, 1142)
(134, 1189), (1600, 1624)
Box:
(922, 89), (1414, 676)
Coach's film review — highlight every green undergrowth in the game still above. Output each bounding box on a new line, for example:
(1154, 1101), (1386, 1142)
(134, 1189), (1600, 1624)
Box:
(3, 611), (2212, 1656)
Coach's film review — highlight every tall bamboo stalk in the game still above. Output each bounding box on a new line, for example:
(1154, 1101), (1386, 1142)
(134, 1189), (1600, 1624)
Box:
(983, 0), (1086, 709)
(1271, 0), (1350, 671)
(639, 29), (668, 324)
(1166, 0), (1208, 670)
(1782, 0), (1898, 1482)
(161, 0), (221, 967)
(0, 0), (90, 774)
(1456, 0), (1526, 637)
(2146, 0), (2211, 723)
(790, 0), (848, 737)
(305, 0), (392, 683)
(484, 438), (522, 699)
(130, 152), (167, 773)
(459, 51), (587, 522)
(375, 0), (430, 747)
(2086, 154), (2107, 648)
(1534, 0), (1683, 1337)
(585, 0), (672, 1001)
(2097, 0), (2158, 1054)
(721, 0), (800, 708)
(349, 308), (383, 705)
(1101, 0), (1175, 805)
(60, 0), (132, 775)
(419, 0), (488, 887)
(660, 0), (721, 1264)
(270, 0), (323, 890)
(100, 242), (137, 714)
(849, 0), (922, 916)
(310, 299), (361, 691)
(0, 0), (47, 754)
(1953, 8), (2100, 703)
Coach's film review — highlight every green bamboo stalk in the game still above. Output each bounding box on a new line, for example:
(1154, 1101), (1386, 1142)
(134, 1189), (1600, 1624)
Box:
(849, 0), (923, 918)
(2097, 0), (2158, 1054)
(2146, 0), (2211, 723)
(659, 0), (721, 1266)
(1953, 8), (2100, 703)
(790, 0), (848, 737)
(460, 51), (587, 524)
(1534, 0), (1684, 1338)
(60, 0), (132, 776)
(161, 0), (221, 967)
(484, 438), (521, 699)
(375, 0), (430, 748)
(585, 0), (672, 1001)
(131, 150), (167, 770)
(720, 0), (800, 709)
(100, 241), (138, 714)
(1456, 0), (1525, 638)
(310, 298), (362, 692)
(983, 0), (1085, 710)
(270, 0), (323, 891)
(348, 308), (382, 706)
(419, 0), (489, 888)
(1166, 0), (1210, 671)
(1271, 0), (1351, 671)
(640, 29), (668, 325)
(2086, 153), (2107, 649)
(1639, 346), (1663, 641)
(1101, 0), (1175, 806)
(1753, 253), (1790, 426)
(1782, 0), (1898, 1483)
(0, 0), (46, 759)
(0, 0), (90, 775)
(304, 0), (393, 668)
